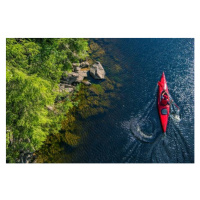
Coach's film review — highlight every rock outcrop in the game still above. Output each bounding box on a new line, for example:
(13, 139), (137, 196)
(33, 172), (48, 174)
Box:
(82, 80), (91, 86)
(72, 63), (81, 72)
(59, 61), (91, 93)
(90, 61), (105, 79)
(62, 72), (85, 84)
(59, 61), (105, 94)
(72, 63), (80, 68)
(59, 83), (75, 93)
(80, 61), (89, 68)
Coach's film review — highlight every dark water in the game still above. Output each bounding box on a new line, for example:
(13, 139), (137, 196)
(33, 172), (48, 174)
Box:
(50, 38), (195, 163)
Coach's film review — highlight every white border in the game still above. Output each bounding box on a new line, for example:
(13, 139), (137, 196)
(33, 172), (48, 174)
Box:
(0, 1), (199, 200)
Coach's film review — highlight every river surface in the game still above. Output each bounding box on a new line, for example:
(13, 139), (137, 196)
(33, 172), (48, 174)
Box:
(38, 38), (194, 163)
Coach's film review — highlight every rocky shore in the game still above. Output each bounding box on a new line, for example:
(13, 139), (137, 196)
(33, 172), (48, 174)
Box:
(21, 61), (105, 163)
(59, 61), (106, 94)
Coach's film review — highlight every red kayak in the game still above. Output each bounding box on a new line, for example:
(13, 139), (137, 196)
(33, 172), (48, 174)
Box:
(158, 72), (170, 133)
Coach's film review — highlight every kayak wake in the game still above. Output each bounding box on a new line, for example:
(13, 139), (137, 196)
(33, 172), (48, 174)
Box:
(130, 118), (158, 143)
(129, 85), (159, 143)
(120, 79), (192, 163)
(126, 84), (181, 143)
(169, 94), (181, 122)
(123, 115), (191, 162)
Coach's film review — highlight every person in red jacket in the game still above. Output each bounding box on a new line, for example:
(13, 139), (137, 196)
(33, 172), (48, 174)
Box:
(161, 90), (169, 106)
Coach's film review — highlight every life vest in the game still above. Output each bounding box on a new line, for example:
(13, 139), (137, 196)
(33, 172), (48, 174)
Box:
(161, 98), (168, 106)
(163, 94), (169, 100)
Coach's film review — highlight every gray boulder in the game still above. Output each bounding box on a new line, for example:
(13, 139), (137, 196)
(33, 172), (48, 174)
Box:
(72, 63), (80, 68)
(62, 70), (88, 85)
(79, 70), (88, 78)
(80, 61), (89, 68)
(59, 83), (75, 93)
(74, 66), (81, 72)
(62, 72), (81, 84)
(82, 80), (91, 86)
(90, 61), (105, 79)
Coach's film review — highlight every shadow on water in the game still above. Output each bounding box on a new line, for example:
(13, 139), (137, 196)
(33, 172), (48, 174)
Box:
(121, 86), (192, 163)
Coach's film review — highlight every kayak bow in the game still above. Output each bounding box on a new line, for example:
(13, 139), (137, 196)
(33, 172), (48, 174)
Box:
(157, 72), (170, 133)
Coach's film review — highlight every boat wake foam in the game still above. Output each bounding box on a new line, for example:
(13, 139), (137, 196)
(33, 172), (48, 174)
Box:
(129, 86), (158, 143)
(130, 118), (158, 143)
(168, 94), (181, 122)
(120, 85), (192, 162)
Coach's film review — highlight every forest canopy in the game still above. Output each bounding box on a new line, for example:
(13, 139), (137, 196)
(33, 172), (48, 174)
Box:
(6, 38), (89, 162)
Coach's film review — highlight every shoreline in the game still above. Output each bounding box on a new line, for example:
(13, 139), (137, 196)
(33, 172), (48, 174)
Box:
(6, 38), (107, 163)
(35, 39), (123, 163)
(6, 38), (123, 163)
(6, 39), (91, 163)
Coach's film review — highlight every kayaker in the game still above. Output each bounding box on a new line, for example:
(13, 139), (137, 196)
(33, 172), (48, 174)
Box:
(161, 90), (169, 106)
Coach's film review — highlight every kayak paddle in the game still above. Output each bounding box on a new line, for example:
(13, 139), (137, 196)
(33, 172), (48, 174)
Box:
(169, 99), (180, 110)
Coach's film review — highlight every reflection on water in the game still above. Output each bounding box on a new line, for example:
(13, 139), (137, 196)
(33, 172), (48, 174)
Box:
(37, 38), (194, 163)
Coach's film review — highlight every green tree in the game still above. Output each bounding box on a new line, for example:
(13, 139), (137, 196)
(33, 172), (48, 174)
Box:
(6, 38), (89, 162)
